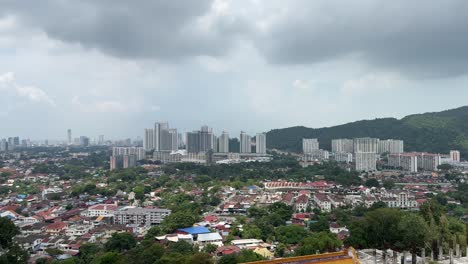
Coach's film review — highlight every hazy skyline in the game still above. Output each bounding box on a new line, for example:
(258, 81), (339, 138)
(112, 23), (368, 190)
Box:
(2, 0), (468, 139)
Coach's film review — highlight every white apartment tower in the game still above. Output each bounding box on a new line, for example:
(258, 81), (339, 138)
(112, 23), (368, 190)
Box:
(256, 133), (267, 154)
(331, 139), (354, 153)
(355, 152), (377, 172)
(354, 138), (378, 172)
(218, 131), (229, 153)
(378, 139), (404, 154)
(302, 138), (319, 154)
(353, 138), (379, 153)
(240, 131), (251, 153)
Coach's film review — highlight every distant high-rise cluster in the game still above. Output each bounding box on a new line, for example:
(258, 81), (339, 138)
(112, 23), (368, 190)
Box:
(143, 122), (177, 151)
(143, 121), (268, 163)
(301, 137), (407, 172)
(110, 147), (145, 170)
(0, 136), (23, 151)
(388, 152), (442, 172)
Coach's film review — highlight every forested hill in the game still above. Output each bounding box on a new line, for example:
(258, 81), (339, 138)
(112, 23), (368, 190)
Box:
(266, 106), (468, 157)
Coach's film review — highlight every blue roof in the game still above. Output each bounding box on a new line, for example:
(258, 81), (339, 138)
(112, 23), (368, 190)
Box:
(178, 226), (210, 235)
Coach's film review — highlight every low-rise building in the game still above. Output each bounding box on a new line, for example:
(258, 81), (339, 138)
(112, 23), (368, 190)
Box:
(113, 207), (171, 226)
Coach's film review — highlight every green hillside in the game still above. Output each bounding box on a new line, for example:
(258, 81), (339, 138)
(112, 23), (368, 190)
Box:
(266, 106), (468, 158)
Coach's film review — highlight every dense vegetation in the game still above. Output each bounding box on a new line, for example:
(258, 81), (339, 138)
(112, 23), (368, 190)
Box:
(267, 105), (468, 157)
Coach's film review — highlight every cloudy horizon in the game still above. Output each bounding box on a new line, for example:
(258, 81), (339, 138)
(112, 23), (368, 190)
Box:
(2, 0), (468, 140)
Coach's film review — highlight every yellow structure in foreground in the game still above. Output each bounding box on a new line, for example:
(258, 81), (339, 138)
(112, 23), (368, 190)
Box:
(245, 248), (361, 264)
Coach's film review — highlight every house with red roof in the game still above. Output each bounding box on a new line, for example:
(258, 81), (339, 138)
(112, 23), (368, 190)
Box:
(45, 222), (68, 234)
(294, 194), (309, 212)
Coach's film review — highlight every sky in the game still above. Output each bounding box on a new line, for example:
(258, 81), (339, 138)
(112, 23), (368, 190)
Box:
(1, 0), (468, 140)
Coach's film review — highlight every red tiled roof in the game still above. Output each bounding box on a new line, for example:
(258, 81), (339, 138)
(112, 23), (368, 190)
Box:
(45, 222), (67, 230)
(296, 194), (309, 204)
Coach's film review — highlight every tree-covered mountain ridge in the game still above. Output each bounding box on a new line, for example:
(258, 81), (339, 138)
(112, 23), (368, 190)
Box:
(266, 106), (468, 157)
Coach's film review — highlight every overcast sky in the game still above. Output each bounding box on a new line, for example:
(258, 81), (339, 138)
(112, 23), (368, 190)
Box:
(1, 0), (468, 140)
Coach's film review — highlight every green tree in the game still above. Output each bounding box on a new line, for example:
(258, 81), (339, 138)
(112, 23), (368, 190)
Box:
(0, 218), (29, 264)
(96, 252), (124, 264)
(79, 243), (101, 264)
(0, 217), (20, 248)
(363, 208), (402, 249)
(275, 225), (309, 245)
(187, 253), (214, 264)
(398, 213), (431, 264)
(382, 179), (395, 190)
(133, 186), (145, 200)
(295, 232), (342, 256)
(203, 243), (218, 254)
(169, 240), (194, 255)
(242, 224), (262, 239)
(365, 178), (380, 188)
(160, 211), (201, 233)
(218, 254), (238, 264)
(237, 249), (266, 263)
(104, 232), (137, 252)
(309, 216), (329, 233)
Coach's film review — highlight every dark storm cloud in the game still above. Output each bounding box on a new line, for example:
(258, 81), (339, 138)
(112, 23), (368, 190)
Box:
(4, 0), (468, 78)
(255, 0), (468, 78)
(3, 0), (246, 60)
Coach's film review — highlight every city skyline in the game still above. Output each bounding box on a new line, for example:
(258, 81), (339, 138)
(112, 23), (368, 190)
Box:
(2, 1), (468, 139)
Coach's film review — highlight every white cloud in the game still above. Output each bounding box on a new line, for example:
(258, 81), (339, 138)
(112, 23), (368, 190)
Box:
(341, 72), (403, 96)
(292, 79), (315, 92)
(0, 72), (55, 106)
(71, 96), (159, 114)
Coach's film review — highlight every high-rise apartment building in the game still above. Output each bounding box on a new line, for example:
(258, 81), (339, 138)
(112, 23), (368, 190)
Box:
(67, 129), (72, 145)
(110, 156), (123, 171)
(388, 153), (418, 173)
(123, 155), (137, 168)
(302, 138), (319, 154)
(450, 150), (461, 162)
(144, 129), (154, 150)
(98, 135), (105, 145)
(416, 153), (441, 171)
(79, 136), (90, 147)
(7, 137), (15, 151)
(112, 147), (146, 160)
(0, 139), (7, 151)
(154, 122), (168, 151)
(332, 152), (353, 163)
(256, 133), (267, 154)
(218, 131), (229, 153)
(378, 139), (404, 154)
(353, 138), (378, 172)
(355, 152), (377, 172)
(331, 139), (354, 153)
(168, 129), (178, 151)
(186, 131), (200, 153)
(353, 138), (379, 153)
(146, 122), (178, 152)
(186, 126), (215, 153)
(240, 131), (251, 153)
